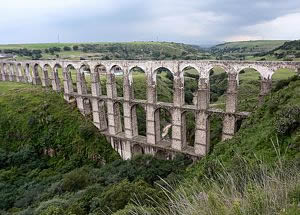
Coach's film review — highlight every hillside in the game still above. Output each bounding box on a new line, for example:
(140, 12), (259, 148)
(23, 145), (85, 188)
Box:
(0, 42), (212, 60)
(254, 40), (300, 61)
(118, 75), (300, 215)
(210, 40), (288, 60)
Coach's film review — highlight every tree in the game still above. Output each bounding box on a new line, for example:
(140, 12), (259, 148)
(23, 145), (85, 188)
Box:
(73, 45), (79, 51)
(63, 46), (71, 51)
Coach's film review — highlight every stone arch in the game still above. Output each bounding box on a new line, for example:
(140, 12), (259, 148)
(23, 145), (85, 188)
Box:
(182, 66), (199, 105)
(181, 110), (196, 147)
(33, 63), (42, 85)
(154, 107), (172, 143)
(131, 104), (146, 137)
(153, 67), (174, 103)
(93, 64), (107, 96)
(82, 97), (92, 117)
(41, 64), (51, 87)
(79, 64), (91, 94)
(52, 63), (62, 91)
(110, 65), (124, 97)
(132, 144), (144, 156)
(16, 63), (24, 82)
(66, 64), (78, 93)
(97, 99), (108, 131)
(113, 101), (124, 134)
(208, 66), (228, 105)
(155, 150), (168, 160)
(129, 66), (147, 100)
(271, 66), (297, 81)
(237, 67), (262, 111)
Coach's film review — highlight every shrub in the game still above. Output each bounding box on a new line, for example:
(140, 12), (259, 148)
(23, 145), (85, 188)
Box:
(61, 168), (91, 192)
(275, 106), (300, 136)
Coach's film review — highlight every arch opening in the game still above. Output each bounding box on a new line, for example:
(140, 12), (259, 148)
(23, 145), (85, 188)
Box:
(66, 64), (78, 93)
(183, 66), (199, 105)
(130, 67), (147, 100)
(98, 99), (108, 130)
(82, 97), (92, 117)
(113, 101), (124, 134)
(132, 144), (144, 156)
(182, 111), (196, 147)
(272, 67), (297, 82)
(131, 104), (146, 137)
(154, 67), (174, 103)
(155, 150), (168, 160)
(94, 64), (107, 95)
(33, 64), (42, 84)
(80, 64), (92, 94)
(209, 67), (228, 109)
(42, 64), (52, 86)
(238, 68), (261, 111)
(154, 107), (172, 142)
(111, 65), (124, 97)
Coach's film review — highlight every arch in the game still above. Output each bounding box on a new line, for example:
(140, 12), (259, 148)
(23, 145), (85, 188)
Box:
(94, 64), (108, 96)
(129, 66), (147, 100)
(66, 64), (78, 93)
(209, 66), (228, 107)
(155, 150), (168, 160)
(41, 64), (52, 87)
(79, 64), (92, 94)
(52, 63), (62, 91)
(97, 99), (108, 131)
(131, 104), (146, 137)
(153, 67), (174, 103)
(82, 97), (92, 117)
(182, 66), (199, 105)
(33, 63), (42, 85)
(110, 65), (124, 97)
(113, 101), (124, 134)
(181, 110), (196, 147)
(271, 67), (297, 81)
(132, 144), (144, 156)
(237, 67), (261, 111)
(154, 107), (172, 143)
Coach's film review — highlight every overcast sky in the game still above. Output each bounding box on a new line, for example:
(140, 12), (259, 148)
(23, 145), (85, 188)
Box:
(1, 0), (300, 45)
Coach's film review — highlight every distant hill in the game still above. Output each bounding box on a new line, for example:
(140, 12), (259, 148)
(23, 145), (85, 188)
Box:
(0, 42), (212, 60)
(255, 40), (300, 61)
(210, 40), (289, 60)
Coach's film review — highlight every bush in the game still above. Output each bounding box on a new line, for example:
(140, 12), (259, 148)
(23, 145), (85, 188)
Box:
(63, 46), (71, 51)
(275, 106), (300, 136)
(61, 168), (91, 192)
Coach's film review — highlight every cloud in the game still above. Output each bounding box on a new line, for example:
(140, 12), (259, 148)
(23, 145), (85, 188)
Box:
(0, 0), (299, 44)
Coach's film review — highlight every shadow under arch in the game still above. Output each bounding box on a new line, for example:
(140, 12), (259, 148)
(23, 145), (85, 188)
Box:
(79, 64), (92, 94)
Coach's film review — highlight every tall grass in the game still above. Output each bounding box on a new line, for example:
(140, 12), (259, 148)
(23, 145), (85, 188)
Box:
(126, 143), (300, 215)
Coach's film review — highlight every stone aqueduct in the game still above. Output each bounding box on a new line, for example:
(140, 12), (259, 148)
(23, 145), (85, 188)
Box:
(0, 60), (299, 160)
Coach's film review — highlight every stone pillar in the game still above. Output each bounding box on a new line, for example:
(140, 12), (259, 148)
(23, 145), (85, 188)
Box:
(194, 78), (210, 155)
(51, 67), (61, 92)
(258, 77), (272, 105)
(17, 66), (24, 83)
(222, 73), (238, 141)
(172, 73), (185, 150)
(76, 71), (91, 115)
(15, 65), (21, 82)
(297, 68), (300, 76)
(146, 72), (158, 145)
(0, 64), (5, 81)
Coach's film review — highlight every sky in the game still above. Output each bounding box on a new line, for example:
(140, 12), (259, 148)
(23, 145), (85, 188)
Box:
(0, 0), (300, 45)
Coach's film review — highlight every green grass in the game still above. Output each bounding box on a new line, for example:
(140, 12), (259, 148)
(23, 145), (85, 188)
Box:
(214, 40), (288, 51)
